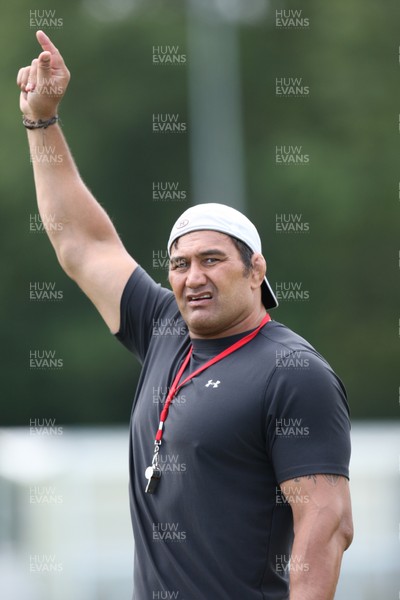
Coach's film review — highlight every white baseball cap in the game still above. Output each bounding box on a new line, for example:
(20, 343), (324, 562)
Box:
(167, 203), (278, 309)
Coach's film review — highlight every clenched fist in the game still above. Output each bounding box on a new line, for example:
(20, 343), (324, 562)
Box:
(17, 30), (70, 121)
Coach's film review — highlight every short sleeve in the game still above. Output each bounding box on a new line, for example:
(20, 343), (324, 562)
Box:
(264, 350), (351, 484)
(115, 266), (178, 362)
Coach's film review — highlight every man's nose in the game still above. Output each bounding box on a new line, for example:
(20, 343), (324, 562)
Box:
(185, 262), (207, 288)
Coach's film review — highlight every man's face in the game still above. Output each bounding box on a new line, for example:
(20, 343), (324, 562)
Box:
(168, 230), (264, 338)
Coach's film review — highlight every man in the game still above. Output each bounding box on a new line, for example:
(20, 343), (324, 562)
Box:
(17, 31), (353, 600)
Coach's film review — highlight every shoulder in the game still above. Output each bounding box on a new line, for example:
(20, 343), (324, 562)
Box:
(116, 266), (185, 356)
(121, 265), (175, 308)
(260, 319), (318, 354)
(258, 320), (347, 404)
(261, 320), (338, 369)
(120, 265), (183, 327)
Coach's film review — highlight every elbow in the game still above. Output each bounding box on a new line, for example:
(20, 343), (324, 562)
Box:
(339, 514), (354, 551)
(328, 490), (354, 552)
(310, 504), (354, 553)
(55, 242), (84, 280)
(327, 504), (353, 552)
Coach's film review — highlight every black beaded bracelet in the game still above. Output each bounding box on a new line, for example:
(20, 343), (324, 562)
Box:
(23, 115), (59, 130)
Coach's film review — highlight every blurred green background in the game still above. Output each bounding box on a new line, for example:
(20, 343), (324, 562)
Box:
(1, 0), (398, 425)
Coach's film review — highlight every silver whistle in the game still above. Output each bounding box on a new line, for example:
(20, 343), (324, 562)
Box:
(145, 465), (161, 494)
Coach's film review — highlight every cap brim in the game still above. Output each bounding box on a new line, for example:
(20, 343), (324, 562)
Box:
(262, 277), (278, 309)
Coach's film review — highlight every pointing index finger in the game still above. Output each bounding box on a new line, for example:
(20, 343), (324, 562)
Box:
(36, 30), (59, 55)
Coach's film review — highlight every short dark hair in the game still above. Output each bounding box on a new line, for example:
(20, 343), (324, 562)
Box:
(230, 236), (254, 276)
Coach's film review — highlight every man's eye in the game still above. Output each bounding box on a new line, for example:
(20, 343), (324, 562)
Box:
(171, 259), (187, 270)
(204, 258), (219, 264)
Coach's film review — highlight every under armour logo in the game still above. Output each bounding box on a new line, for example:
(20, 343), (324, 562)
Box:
(205, 380), (221, 388)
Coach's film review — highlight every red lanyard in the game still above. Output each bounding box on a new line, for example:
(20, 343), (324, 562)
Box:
(154, 312), (271, 443)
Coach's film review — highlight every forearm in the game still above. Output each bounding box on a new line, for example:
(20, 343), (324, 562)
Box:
(27, 122), (122, 271)
(19, 30), (123, 275)
(289, 514), (346, 600)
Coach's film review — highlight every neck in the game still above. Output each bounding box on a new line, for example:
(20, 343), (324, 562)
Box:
(189, 306), (267, 340)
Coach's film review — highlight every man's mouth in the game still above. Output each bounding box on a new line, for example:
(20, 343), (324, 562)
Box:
(187, 292), (213, 304)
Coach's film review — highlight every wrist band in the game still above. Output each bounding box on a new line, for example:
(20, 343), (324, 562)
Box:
(23, 115), (59, 130)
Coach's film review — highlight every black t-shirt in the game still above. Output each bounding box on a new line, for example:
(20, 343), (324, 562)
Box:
(116, 267), (351, 600)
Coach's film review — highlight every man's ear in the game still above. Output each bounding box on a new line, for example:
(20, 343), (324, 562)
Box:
(250, 253), (266, 288)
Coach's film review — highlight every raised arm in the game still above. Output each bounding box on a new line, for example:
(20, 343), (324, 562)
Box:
(17, 31), (137, 333)
(280, 474), (353, 600)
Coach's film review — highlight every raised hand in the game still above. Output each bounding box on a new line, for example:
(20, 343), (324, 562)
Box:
(17, 30), (70, 121)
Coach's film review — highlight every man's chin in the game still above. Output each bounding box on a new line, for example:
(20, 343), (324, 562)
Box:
(183, 309), (220, 338)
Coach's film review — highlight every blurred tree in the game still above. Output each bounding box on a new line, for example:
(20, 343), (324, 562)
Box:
(0, 0), (398, 423)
